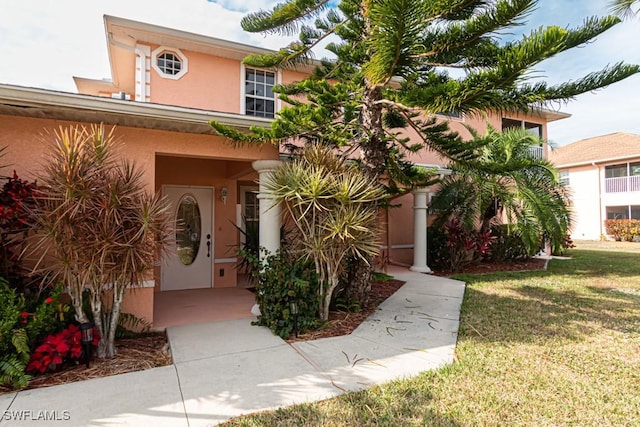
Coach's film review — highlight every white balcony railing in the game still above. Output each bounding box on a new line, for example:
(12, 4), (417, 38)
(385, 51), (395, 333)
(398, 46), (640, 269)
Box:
(527, 145), (545, 159)
(605, 175), (640, 193)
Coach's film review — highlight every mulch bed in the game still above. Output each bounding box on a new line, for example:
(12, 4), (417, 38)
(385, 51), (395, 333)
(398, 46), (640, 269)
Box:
(286, 279), (406, 343)
(0, 334), (172, 395)
(1, 259), (547, 394)
(432, 258), (548, 277)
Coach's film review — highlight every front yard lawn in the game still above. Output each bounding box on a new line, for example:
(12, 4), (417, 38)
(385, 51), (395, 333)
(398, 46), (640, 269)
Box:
(224, 242), (640, 426)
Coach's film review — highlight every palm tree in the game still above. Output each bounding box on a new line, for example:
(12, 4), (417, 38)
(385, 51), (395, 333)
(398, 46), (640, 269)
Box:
(430, 125), (571, 256)
(266, 145), (385, 321)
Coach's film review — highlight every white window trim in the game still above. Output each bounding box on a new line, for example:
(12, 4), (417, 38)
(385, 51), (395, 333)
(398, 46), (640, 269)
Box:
(238, 185), (260, 246)
(435, 111), (465, 122)
(240, 64), (281, 117)
(151, 46), (188, 80)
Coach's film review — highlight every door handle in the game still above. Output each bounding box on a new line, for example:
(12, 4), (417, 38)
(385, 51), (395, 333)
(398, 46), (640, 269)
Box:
(206, 234), (211, 258)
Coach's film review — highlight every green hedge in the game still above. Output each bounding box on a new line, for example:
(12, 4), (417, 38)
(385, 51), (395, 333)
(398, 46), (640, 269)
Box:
(604, 219), (640, 241)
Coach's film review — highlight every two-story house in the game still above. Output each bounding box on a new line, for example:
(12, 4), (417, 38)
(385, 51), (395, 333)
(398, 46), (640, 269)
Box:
(549, 132), (640, 240)
(0, 16), (568, 328)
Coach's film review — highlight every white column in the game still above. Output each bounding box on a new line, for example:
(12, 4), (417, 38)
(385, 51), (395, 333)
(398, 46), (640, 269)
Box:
(252, 160), (282, 260)
(410, 187), (432, 273)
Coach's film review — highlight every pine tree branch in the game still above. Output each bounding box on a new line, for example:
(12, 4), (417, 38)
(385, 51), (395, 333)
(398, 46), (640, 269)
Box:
(241, 0), (331, 36)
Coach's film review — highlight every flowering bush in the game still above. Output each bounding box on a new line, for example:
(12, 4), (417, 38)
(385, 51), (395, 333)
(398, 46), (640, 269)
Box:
(0, 277), (73, 388)
(26, 324), (99, 374)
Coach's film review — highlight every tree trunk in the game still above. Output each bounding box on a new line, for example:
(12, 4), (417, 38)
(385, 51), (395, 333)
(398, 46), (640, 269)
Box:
(89, 289), (106, 358)
(344, 254), (373, 306)
(105, 284), (125, 358)
(344, 83), (385, 307)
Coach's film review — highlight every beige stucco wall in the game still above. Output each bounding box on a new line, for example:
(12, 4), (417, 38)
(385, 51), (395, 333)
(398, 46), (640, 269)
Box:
(0, 113), (278, 324)
(144, 44), (309, 115)
(563, 165), (602, 240)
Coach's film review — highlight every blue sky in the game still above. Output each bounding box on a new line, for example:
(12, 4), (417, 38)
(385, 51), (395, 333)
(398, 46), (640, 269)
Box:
(0, 0), (638, 146)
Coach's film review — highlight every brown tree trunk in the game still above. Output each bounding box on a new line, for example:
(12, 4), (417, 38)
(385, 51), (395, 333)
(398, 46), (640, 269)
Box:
(344, 254), (373, 306)
(343, 83), (385, 307)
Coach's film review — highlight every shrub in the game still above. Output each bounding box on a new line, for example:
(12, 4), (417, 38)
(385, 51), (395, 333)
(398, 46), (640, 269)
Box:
(489, 225), (530, 262)
(0, 170), (38, 297)
(246, 248), (320, 339)
(605, 219), (640, 241)
(26, 323), (99, 374)
(0, 277), (73, 389)
(0, 277), (31, 388)
(441, 219), (495, 272)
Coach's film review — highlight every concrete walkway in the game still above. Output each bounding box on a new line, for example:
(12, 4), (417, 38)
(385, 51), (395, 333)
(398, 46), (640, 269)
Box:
(0, 272), (465, 427)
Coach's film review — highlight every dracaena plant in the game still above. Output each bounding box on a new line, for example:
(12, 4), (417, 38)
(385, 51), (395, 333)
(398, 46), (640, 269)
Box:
(29, 124), (172, 358)
(266, 145), (386, 321)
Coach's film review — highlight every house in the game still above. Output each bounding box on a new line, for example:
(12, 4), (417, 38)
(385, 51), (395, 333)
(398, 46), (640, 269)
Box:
(549, 132), (640, 240)
(0, 16), (568, 328)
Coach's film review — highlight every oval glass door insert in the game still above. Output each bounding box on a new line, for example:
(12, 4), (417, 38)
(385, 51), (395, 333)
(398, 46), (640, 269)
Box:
(175, 194), (201, 266)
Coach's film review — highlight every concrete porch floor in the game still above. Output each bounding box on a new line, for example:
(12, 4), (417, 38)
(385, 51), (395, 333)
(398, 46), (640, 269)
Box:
(153, 287), (256, 330)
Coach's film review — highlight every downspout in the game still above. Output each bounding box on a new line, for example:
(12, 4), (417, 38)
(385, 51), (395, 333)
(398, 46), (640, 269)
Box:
(107, 34), (146, 102)
(592, 162), (603, 239)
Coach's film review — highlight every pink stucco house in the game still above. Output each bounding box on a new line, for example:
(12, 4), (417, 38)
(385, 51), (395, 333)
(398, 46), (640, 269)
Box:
(0, 16), (569, 328)
(549, 132), (640, 240)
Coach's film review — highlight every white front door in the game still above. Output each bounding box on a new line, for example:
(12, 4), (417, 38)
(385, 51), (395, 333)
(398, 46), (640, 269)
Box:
(162, 186), (214, 291)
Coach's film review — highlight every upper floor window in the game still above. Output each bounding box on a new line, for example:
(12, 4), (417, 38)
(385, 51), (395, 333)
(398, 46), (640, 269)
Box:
(244, 68), (276, 118)
(152, 47), (188, 80)
(502, 118), (543, 139)
(158, 52), (181, 75)
(436, 111), (463, 120)
(606, 163), (628, 178)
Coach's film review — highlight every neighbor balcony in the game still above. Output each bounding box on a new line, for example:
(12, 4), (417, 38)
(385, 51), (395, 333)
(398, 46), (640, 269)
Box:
(605, 175), (640, 193)
(527, 145), (545, 159)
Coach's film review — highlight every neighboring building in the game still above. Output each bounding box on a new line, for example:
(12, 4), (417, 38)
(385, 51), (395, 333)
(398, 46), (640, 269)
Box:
(0, 16), (568, 327)
(549, 132), (640, 240)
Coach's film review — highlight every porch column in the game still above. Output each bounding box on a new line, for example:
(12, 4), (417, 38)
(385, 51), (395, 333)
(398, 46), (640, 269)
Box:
(410, 187), (432, 273)
(252, 160), (283, 260)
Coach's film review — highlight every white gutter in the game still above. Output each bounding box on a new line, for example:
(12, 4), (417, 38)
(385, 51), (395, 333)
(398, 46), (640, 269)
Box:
(0, 84), (272, 129)
(555, 153), (640, 169)
(107, 34), (147, 102)
(592, 161), (604, 238)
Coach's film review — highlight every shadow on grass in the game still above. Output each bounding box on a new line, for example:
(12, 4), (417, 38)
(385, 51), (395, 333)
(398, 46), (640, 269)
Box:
(459, 284), (640, 345)
(454, 250), (640, 344)
(226, 387), (461, 427)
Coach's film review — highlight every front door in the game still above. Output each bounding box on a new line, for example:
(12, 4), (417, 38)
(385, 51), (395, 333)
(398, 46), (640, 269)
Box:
(162, 186), (213, 291)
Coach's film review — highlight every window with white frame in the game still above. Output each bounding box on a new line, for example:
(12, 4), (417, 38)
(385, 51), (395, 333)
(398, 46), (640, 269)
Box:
(244, 68), (276, 118)
(559, 170), (570, 186)
(152, 47), (188, 79)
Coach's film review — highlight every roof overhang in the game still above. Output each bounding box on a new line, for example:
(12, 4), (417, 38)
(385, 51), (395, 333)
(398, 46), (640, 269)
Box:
(104, 15), (319, 72)
(554, 154), (640, 169)
(0, 84), (271, 134)
(536, 108), (571, 123)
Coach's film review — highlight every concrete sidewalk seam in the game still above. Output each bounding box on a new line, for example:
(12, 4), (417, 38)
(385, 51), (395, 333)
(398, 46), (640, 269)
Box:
(172, 363), (190, 427)
(0, 392), (18, 426)
(287, 342), (348, 393)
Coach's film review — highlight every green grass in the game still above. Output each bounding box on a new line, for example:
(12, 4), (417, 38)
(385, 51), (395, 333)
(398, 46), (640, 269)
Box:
(223, 242), (640, 426)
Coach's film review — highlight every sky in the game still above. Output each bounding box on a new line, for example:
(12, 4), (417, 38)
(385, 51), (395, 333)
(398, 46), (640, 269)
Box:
(0, 0), (638, 146)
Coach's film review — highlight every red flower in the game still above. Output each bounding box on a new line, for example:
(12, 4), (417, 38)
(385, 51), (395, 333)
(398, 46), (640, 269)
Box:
(20, 311), (30, 319)
(45, 297), (54, 304)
